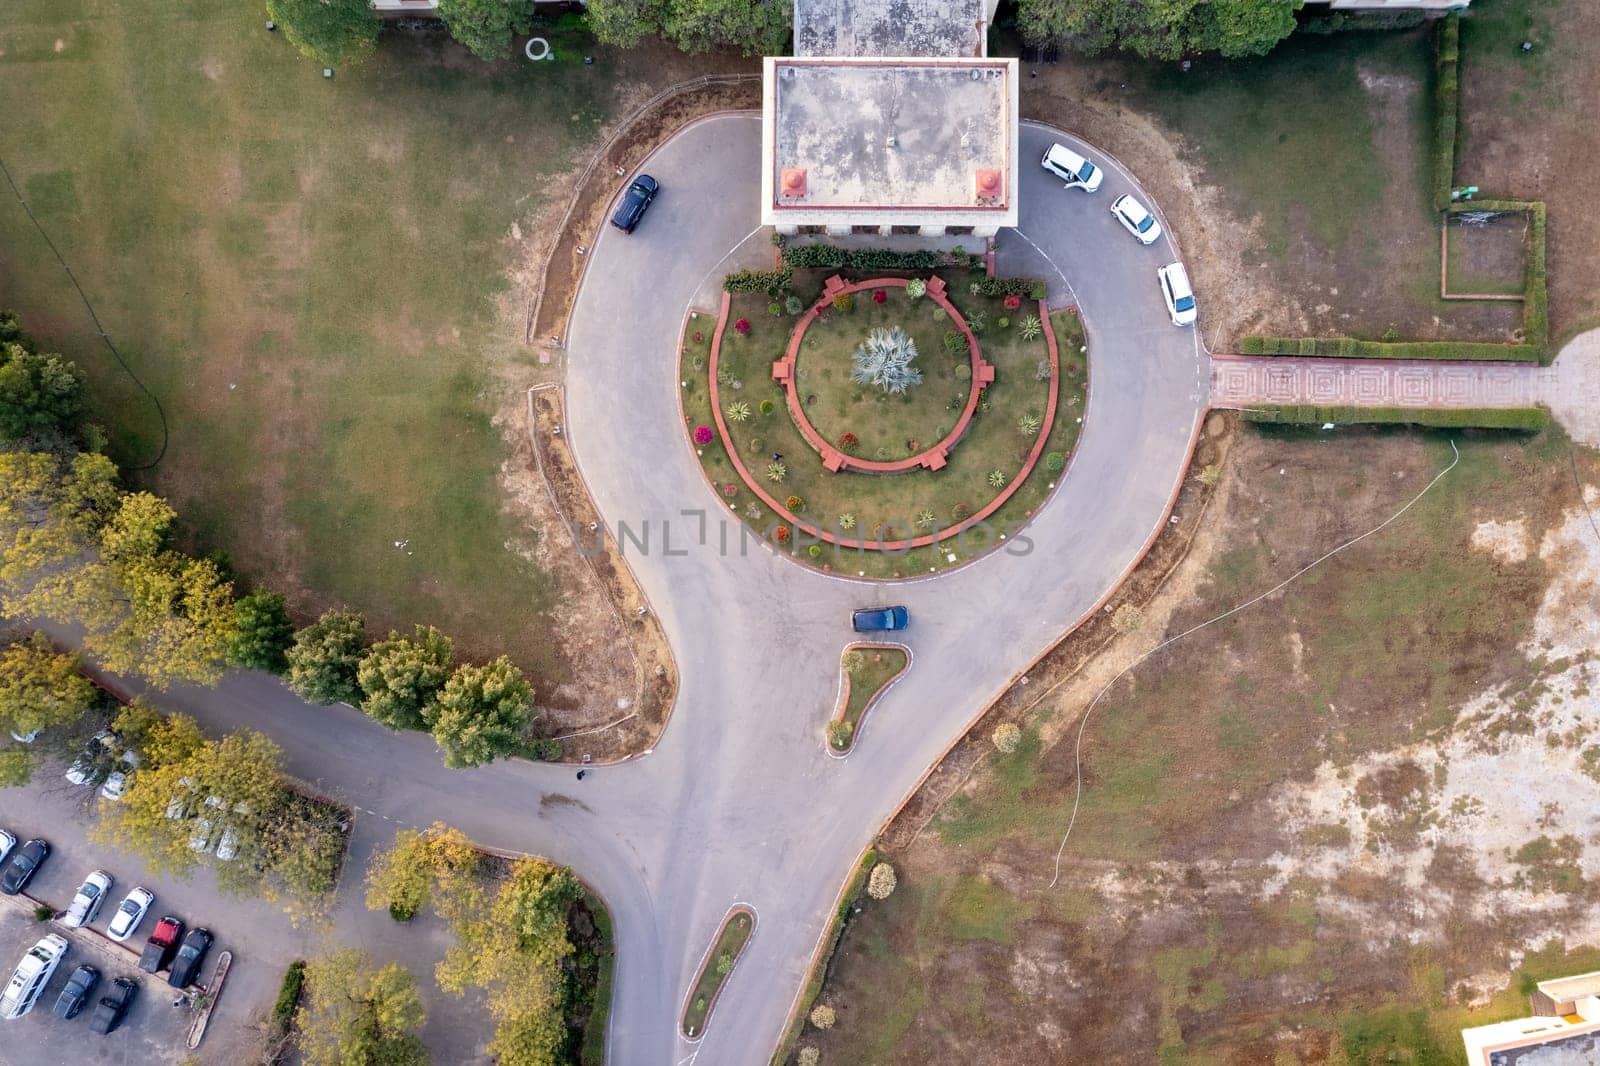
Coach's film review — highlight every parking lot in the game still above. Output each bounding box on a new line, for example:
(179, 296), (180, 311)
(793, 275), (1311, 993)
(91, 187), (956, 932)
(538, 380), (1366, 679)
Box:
(0, 771), (320, 1062)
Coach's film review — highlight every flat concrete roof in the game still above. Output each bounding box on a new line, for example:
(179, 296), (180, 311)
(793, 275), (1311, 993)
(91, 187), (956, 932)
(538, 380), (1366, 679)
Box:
(1489, 1028), (1600, 1065)
(794, 0), (986, 58)
(764, 57), (1015, 224)
(1538, 973), (1600, 1003)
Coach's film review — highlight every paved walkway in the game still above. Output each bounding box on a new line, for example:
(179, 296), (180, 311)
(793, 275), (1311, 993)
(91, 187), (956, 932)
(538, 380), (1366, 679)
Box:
(1208, 354), (1552, 410)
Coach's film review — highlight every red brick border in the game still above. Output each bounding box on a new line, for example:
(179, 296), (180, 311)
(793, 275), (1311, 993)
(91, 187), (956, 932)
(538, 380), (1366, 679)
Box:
(708, 294), (1063, 552)
(771, 276), (992, 473)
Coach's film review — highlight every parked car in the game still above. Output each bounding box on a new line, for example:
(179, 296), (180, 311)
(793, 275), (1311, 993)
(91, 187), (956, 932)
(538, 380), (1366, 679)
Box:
(1110, 193), (1162, 245)
(87, 976), (137, 1035)
(107, 887), (155, 943)
(187, 818), (216, 855)
(609, 174), (659, 233)
(214, 826), (240, 863)
(51, 964), (100, 1020)
(99, 749), (141, 802)
(9, 729), (39, 744)
(60, 870), (114, 928)
(1041, 143), (1103, 192)
(0, 830), (15, 868)
(0, 933), (69, 1019)
(64, 729), (117, 786)
(0, 838), (49, 895)
(138, 915), (183, 973)
(1157, 261), (1197, 327)
(167, 928), (213, 989)
(852, 606), (910, 633)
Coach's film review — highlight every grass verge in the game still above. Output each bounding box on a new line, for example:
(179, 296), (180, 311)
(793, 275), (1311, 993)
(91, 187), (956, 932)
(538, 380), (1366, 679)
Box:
(829, 646), (909, 753)
(681, 907), (755, 1040)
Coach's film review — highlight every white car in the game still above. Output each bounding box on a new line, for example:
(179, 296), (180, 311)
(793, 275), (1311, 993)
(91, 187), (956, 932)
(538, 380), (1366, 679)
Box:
(9, 729), (39, 744)
(188, 818), (216, 855)
(0, 832), (14, 868)
(63, 730), (116, 786)
(1157, 261), (1197, 327)
(1111, 194), (1162, 245)
(99, 750), (141, 802)
(106, 886), (154, 942)
(59, 870), (113, 928)
(1040, 143), (1104, 193)
(0, 934), (68, 1019)
(215, 826), (240, 863)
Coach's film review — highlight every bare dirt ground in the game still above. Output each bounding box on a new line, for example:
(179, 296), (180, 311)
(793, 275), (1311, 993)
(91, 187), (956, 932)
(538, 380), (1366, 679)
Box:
(801, 425), (1600, 1065)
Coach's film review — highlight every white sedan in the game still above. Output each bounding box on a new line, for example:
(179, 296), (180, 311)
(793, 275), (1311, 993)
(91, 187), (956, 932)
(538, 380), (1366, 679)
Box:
(59, 870), (113, 928)
(106, 886), (154, 942)
(1111, 194), (1162, 245)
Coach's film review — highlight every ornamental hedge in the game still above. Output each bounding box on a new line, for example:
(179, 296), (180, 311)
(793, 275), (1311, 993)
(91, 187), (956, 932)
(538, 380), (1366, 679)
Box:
(724, 267), (794, 294)
(1235, 334), (1541, 362)
(780, 244), (983, 272)
(1242, 404), (1548, 430)
(1433, 13), (1460, 212)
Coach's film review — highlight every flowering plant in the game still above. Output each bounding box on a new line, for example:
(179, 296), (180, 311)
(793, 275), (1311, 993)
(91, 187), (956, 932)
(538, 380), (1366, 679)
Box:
(836, 431), (859, 452)
(1003, 294), (1023, 311)
(693, 425), (713, 445)
(734, 318), (751, 335)
(775, 525), (791, 543)
(871, 289), (887, 304)
(693, 330), (704, 342)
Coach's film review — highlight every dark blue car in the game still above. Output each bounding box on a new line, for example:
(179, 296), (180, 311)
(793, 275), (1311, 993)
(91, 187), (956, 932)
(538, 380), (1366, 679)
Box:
(852, 606), (909, 633)
(610, 174), (659, 233)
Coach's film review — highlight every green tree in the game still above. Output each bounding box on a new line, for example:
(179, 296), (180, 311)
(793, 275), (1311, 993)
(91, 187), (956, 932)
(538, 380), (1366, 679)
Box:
(229, 590), (295, 672)
(286, 610), (367, 705)
(364, 822), (481, 919)
(0, 341), (84, 440)
(0, 748), (32, 787)
(300, 950), (428, 1066)
(267, 0), (382, 68)
(0, 451), (120, 627)
(357, 626), (454, 731)
(0, 632), (96, 739)
(1018, 0), (1300, 59)
(438, 0), (533, 59)
(112, 700), (205, 769)
(586, 0), (789, 54)
(429, 657), (533, 768)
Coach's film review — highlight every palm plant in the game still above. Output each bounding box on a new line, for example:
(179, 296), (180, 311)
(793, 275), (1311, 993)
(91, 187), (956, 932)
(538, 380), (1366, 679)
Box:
(726, 400), (751, 423)
(850, 326), (923, 395)
(1020, 315), (1042, 341)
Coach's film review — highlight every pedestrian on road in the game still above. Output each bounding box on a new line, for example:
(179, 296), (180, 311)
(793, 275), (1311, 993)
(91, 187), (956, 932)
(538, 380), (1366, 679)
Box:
(576, 770), (587, 781)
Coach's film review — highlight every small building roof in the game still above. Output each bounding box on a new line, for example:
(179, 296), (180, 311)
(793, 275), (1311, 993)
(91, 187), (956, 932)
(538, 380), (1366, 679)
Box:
(1489, 1028), (1600, 1064)
(794, 0), (987, 58)
(762, 56), (1017, 228)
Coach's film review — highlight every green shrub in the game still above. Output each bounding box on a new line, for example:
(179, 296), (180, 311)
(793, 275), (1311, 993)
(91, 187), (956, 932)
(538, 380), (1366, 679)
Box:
(724, 267), (794, 294)
(529, 738), (562, 761)
(1237, 334), (1541, 363)
(968, 309), (989, 335)
(905, 278), (926, 300)
(785, 295), (805, 316)
(759, 399), (775, 416)
(955, 364), (972, 381)
(1045, 451), (1066, 473)
(1433, 14), (1461, 212)
(781, 245), (950, 271)
(1019, 315), (1042, 341)
(768, 301), (782, 317)
(827, 720), (853, 749)
(31, 905), (52, 922)
(972, 276), (1045, 299)
(832, 292), (854, 313)
(272, 960), (307, 1029)
(943, 330), (967, 355)
(1241, 404), (1548, 430)
(808, 545), (822, 558)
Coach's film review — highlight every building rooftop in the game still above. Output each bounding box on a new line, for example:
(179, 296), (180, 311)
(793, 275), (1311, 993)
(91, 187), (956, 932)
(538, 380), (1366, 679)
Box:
(1489, 1028), (1600, 1065)
(765, 57), (1014, 220)
(794, 0), (986, 58)
(1538, 973), (1600, 1004)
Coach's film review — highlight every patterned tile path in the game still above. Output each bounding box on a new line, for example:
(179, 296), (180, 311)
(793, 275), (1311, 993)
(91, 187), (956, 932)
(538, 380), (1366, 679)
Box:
(1208, 355), (1552, 411)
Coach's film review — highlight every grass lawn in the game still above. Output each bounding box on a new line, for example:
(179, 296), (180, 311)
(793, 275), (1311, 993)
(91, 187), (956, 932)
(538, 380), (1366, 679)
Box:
(0, 2), (619, 675)
(681, 908), (754, 1039)
(804, 425), (1600, 1064)
(830, 645), (907, 752)
(684, 272), (1082, 579)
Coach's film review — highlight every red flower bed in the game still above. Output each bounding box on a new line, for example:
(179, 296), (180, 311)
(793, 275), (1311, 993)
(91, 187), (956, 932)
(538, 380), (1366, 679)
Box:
(734, 318), (751, 335)
(871, 290), (887, 304)
(1003, 294), (1023, 311)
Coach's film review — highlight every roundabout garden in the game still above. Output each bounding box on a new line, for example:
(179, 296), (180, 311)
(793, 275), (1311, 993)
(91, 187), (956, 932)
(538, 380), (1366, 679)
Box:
(679, 250), (1089, 579)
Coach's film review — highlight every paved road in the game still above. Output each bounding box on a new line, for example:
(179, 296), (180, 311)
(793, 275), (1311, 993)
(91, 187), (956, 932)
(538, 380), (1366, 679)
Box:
(32, 115), (1209, 1062)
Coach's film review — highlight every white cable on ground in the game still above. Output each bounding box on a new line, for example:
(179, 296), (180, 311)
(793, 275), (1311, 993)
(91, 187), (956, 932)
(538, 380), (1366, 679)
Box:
(1047, 439), (1461, 888)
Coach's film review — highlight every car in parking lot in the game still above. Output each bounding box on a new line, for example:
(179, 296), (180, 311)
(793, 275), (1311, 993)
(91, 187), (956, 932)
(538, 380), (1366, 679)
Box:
(0, 933), (69, 1019)
(610, 174), (659, 233)
(99, 749), (141, 801)
(0, 838), (49, 895)
(87, 976), (137, 1035)
(138, 915), (182, 973)
(852, 606), (909, 633)
(0, 831), (14, 868)
(167, 927), (213, 989)
(107, 887), (154, 943)
(51, 964), (99, 1020)
(60, 869), (114, 928)
(1156, 261), (1197, 327)
(64, 730), (117, 786)
(1110, 193), (1162, 245)
(1041, 143), (1103, 192)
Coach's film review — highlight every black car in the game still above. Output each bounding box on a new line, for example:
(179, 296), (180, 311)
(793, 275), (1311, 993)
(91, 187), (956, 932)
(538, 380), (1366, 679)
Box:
(167, 927), (213, 989)
(52, 964), (100, 1020)
(609, 174), (659, 233)
(87, 976), (137, 1035)
(0, 837), (49, 894)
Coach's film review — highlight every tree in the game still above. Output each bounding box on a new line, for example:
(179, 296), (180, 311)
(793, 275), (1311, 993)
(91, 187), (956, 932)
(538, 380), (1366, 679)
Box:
(867, 861), (897, 900)
(299, 949), (428, 1066)
(809, 1003), (836, 1029)
(89, 552), (238, 688)
(228, 590), (295, 673)
(850, 327), (922, 395)
(286, 610), (366, 705)
(357, 626), (454, 731)
(991, 722), (1021, 754)
(364, 822), (480, 920)
(266, 0), (382, 68)
(0, 748), (32, 787)
(428, 657), (533, 768)
(112, 700), (205, 769)
(438, 0), (533, 59)
(585, 0), (790, 55)
(0, 632), (96, 739)
(0, 451), (120, 628)
(1017, 0), (1300, 60)
(0, 340), (84, 440)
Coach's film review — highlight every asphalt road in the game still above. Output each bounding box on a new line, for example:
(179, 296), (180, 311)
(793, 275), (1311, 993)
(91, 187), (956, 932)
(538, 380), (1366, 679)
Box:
(34, 115), (1208, 1063)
